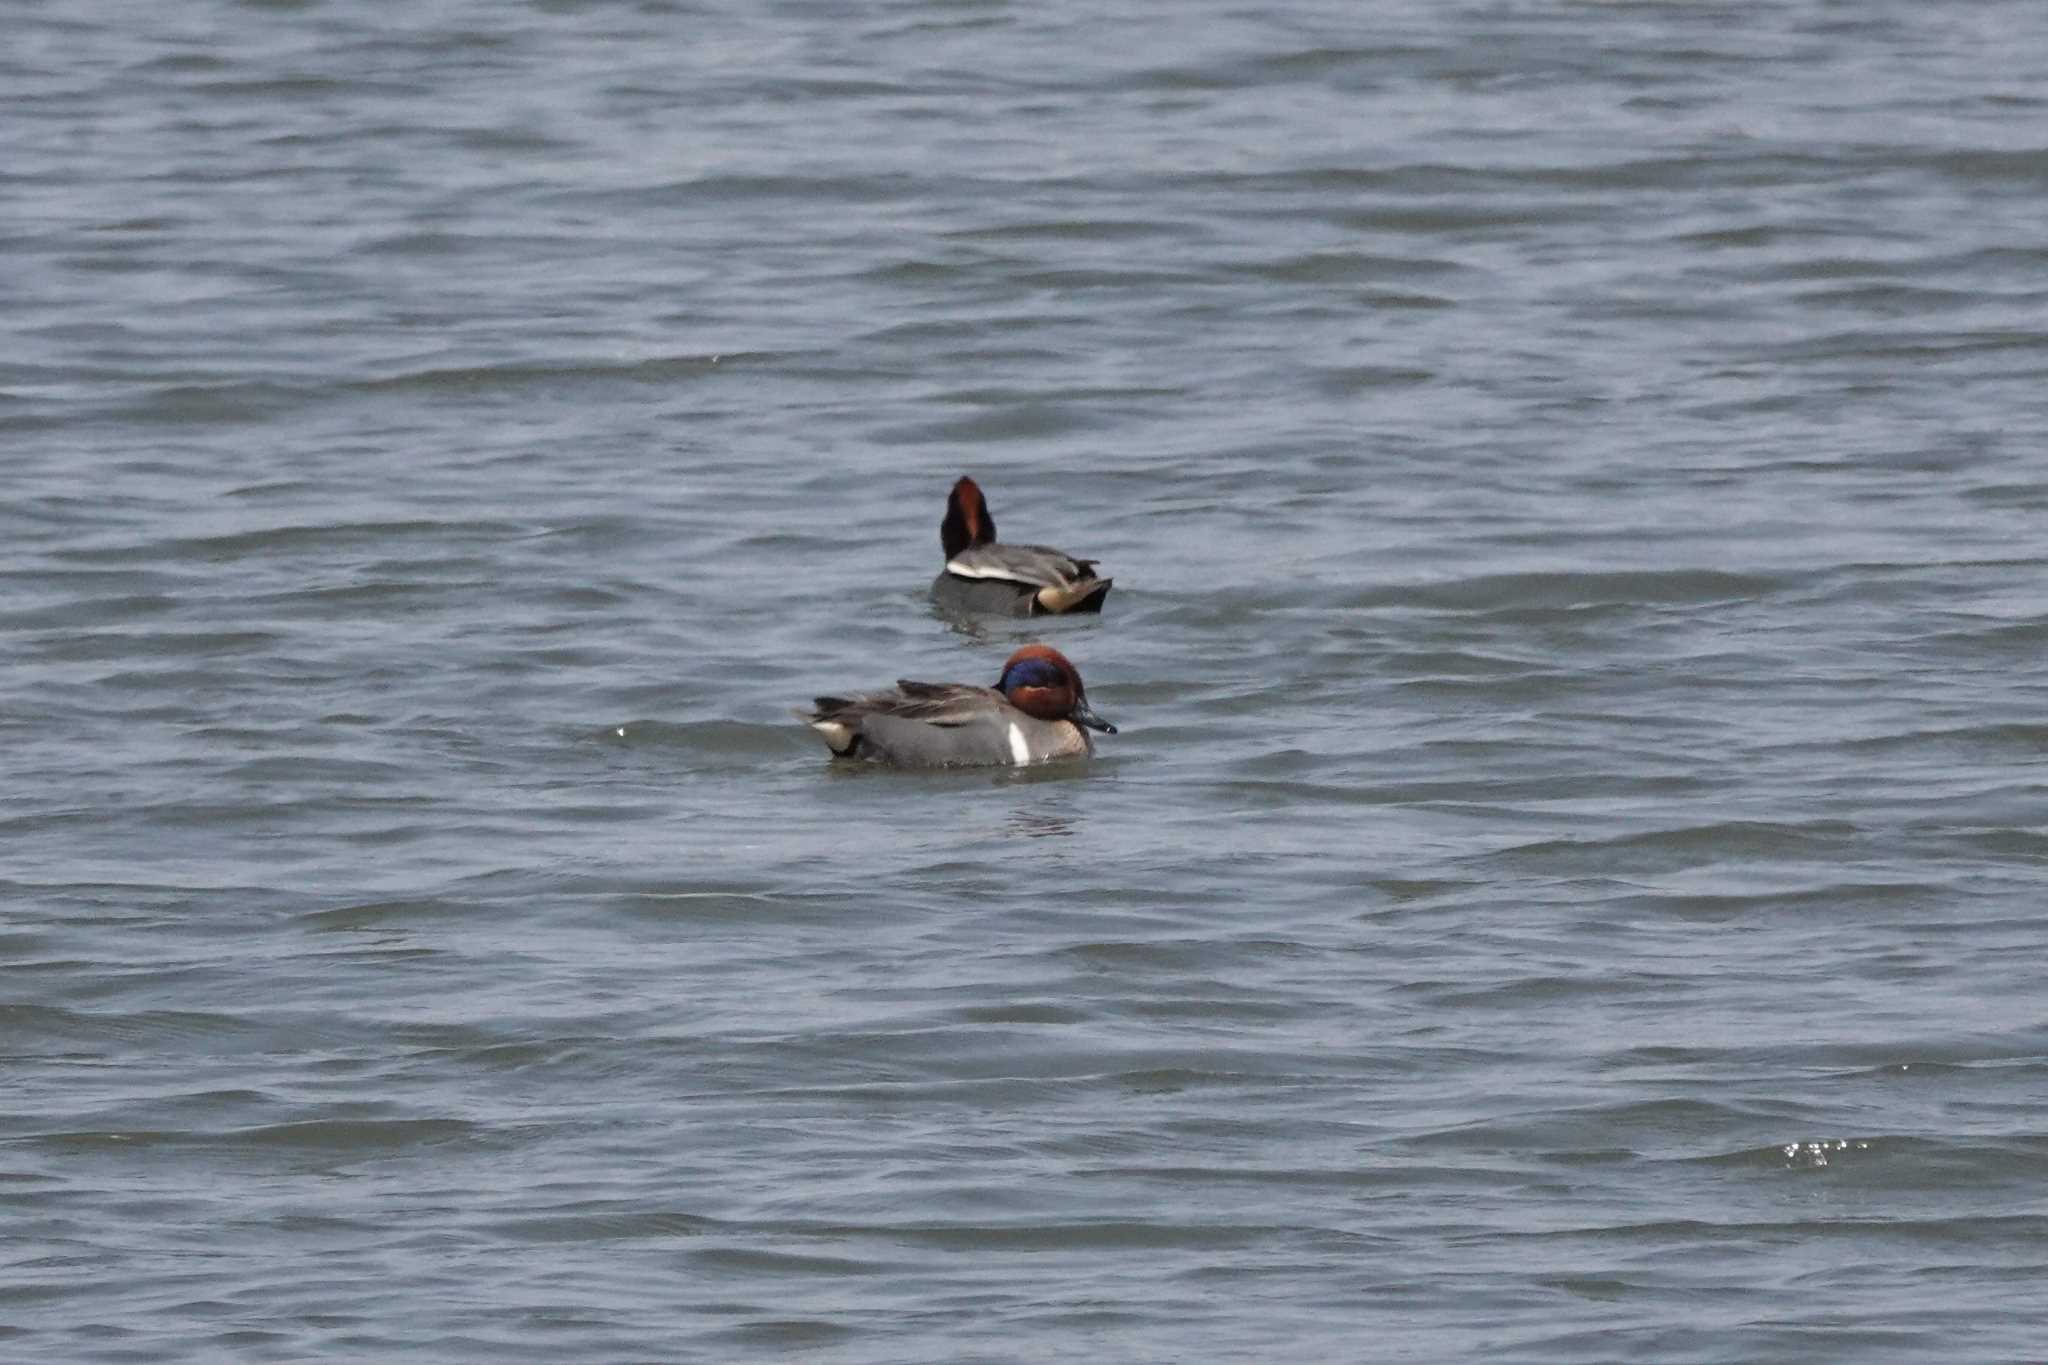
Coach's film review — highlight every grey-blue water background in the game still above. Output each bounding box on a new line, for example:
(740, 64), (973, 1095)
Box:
(7, 1), (2048, 1359)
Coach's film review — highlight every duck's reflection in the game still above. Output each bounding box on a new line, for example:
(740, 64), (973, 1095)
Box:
(1008, 808), (1076, 839)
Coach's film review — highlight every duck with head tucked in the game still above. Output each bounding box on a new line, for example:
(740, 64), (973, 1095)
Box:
(800, 644), (1116, 767)
(932, 476), (1112, 617)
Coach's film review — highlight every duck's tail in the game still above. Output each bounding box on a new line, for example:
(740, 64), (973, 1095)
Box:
(1035, 577), (1112, 614)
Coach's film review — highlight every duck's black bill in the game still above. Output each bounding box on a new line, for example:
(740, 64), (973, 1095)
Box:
(1074, 700), (1117, 734)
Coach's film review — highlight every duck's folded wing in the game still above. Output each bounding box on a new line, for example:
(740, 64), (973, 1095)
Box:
(887, 681), (1002, 725)
(943, 542), (1099, 590)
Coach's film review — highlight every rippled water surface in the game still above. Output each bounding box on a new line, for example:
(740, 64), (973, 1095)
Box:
(8, 1), (2048, 1359)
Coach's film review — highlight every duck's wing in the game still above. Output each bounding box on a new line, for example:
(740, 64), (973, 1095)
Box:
(810, 682), (994, 724)
(942, 542), (1100, 591)
(804, 682), (992, 753)
(884, 681), (1003, 725)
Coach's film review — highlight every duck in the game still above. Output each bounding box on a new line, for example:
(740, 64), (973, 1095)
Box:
(800, 644), (1116, 767)
(931, 476), (1112, 617)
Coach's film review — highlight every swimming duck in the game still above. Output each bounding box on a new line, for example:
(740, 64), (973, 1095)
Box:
(800, 644), (1116, 767)
(932, 476), (1112, 616)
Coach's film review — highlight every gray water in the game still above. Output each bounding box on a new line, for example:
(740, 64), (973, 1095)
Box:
(7, 1), (2048, 1359)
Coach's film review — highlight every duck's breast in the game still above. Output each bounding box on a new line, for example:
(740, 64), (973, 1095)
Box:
(1009, 713), (1093, 762)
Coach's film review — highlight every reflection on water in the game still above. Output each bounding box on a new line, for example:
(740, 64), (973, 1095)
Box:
(1006, 807), (1077, 839)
